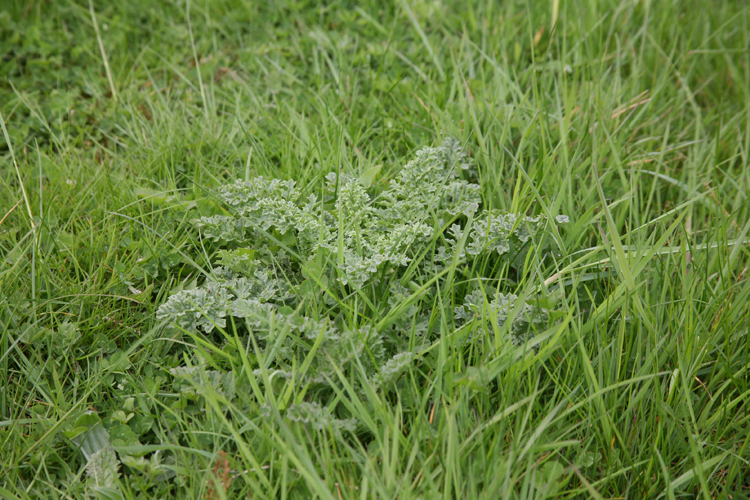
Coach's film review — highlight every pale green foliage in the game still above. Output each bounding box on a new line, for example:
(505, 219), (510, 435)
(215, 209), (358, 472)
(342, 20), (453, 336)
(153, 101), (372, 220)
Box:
(157, 139), (565, 424)
(170, 366), (236, 399)
(454, 289), (549, 344)
(46, 320), (81, 354)
(155, 264), (291, 332)
(215, 248), (257, 275)
(371, 352), (415, 391)
(252, 323), (386, 386)
(285, 402), (357, 433)
(85, 446), (120, 490)
(439, 212), (556, 270)
(156, 284), (233, 333)
(377, 137), (480, 221)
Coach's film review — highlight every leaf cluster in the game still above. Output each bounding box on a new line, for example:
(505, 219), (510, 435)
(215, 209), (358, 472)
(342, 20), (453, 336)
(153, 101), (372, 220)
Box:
(157, 139), (567, 428)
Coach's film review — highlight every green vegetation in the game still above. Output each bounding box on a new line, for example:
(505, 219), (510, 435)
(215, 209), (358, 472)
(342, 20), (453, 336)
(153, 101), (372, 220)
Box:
(1, 0), (749, 498)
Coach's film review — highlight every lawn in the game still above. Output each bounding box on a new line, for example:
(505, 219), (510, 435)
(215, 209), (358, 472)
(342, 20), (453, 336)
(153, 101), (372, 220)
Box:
(1, 0), (749, 498)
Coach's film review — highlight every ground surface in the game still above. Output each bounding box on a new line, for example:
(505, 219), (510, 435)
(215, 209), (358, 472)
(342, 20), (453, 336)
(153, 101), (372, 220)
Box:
(1, 0), (749, 498)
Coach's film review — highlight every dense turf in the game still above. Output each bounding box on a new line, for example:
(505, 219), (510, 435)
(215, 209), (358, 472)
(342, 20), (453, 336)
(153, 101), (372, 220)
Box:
(1, 0), (749, 498)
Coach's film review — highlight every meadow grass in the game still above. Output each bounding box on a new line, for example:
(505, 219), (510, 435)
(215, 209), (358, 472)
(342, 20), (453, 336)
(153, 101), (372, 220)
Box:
(1, 0), (749, 498)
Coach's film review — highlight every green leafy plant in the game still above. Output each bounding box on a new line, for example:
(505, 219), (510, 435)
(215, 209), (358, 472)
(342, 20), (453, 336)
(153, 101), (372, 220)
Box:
(65, 412), (122, 499)
(157, 139), (567, 423)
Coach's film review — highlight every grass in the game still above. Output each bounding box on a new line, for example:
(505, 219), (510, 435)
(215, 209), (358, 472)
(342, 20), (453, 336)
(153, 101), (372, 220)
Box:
(1, 0), (749, 498)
